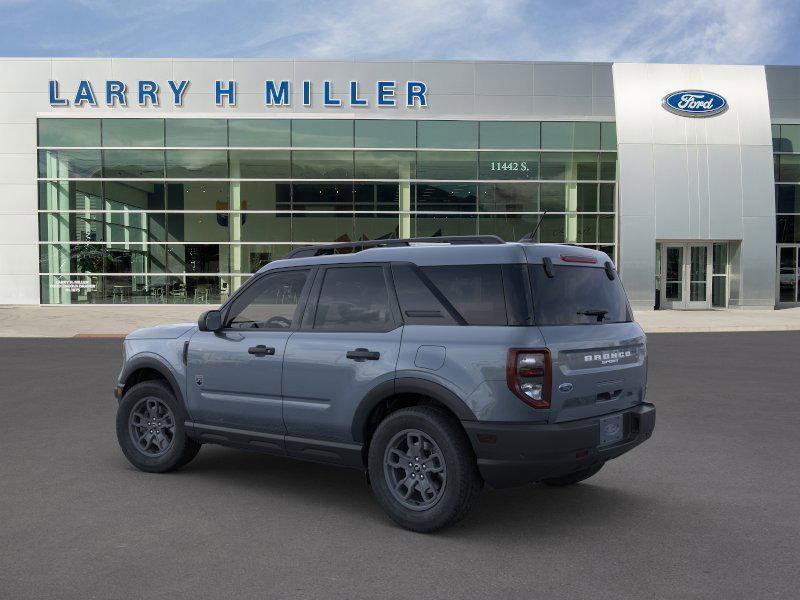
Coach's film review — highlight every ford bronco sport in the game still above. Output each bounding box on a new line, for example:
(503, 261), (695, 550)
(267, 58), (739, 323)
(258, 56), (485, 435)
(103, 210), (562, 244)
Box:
(115, 236), (655, 532)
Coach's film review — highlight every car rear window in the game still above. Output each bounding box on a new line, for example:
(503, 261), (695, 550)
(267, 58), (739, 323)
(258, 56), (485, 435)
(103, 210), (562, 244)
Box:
(530, 264), (632, 325)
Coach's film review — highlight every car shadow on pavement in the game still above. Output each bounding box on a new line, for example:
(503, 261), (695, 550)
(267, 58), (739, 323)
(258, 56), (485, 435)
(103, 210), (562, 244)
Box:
(129, 443), (657, 536)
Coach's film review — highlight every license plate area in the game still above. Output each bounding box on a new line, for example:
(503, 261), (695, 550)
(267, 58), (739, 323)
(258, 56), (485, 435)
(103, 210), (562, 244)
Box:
(599, 413), (624, 446)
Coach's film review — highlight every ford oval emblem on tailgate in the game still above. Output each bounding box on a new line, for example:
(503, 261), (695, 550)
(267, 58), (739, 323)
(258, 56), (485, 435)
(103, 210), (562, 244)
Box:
(558, 382), (574, 393)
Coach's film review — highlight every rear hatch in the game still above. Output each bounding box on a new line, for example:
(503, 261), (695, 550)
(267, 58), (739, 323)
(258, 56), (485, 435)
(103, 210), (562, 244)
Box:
(528, 255), (646, 424)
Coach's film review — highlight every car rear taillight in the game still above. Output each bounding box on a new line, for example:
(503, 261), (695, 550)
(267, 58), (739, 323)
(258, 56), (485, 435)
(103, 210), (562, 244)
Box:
(507, 349), (551, 409)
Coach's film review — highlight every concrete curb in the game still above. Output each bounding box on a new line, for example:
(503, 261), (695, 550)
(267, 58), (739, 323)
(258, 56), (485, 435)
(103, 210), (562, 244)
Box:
(1, 305), (799, 337)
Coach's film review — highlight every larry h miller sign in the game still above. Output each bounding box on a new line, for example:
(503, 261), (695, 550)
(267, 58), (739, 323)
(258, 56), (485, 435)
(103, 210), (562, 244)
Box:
(48, 79), (430, 108)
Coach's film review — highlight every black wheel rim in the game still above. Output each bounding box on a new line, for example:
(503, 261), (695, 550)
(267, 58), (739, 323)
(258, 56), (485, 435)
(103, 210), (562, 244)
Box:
(383, 429), (447, 511)
(128, 397), (176, 457)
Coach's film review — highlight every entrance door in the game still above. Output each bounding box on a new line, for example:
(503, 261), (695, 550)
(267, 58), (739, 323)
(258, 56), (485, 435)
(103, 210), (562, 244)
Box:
(661, 245), (685, 309)
(777, 245), (799, 304)
(660, 243), (712, 309)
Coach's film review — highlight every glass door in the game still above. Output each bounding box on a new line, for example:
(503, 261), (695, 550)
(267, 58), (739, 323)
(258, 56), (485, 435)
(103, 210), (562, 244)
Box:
(660, 243), (713, 309)
(661, 245), (684, 309)
(777, 245), (799, 304)
(686, 245), (711, 308)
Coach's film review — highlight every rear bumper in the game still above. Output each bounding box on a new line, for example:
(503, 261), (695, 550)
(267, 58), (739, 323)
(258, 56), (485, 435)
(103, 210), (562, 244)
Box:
(462, 403), (655, 489)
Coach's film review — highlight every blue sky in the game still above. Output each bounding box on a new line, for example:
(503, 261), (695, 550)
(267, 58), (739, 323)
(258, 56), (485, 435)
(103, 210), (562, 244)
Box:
(1, 0), (798, 64)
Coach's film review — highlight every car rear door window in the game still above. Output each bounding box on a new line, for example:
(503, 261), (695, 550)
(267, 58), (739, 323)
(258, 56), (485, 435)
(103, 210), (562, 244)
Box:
(314, 266), (393, 331)
(226, 269), (309, 329)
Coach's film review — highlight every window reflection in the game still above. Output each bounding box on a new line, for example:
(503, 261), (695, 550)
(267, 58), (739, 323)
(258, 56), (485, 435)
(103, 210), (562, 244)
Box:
(416, 183), (477, 212)
(414, 214), (477, 237)
(38, 149), (102, 178)
(39, 119), (100, 147)
(416, 152), (476, 180)
(478, 183), (538, 212)
(417, 121), (478, 149)
(165, 119), (227, 147)
(165, 150), (228, 178)
(103, 150), (165, 178)
(354, 151), (415, 179)
(478, 213), (539, 240)
(229, 150), (290, 178)
(102, 119), (164, 147)
(292, 151), (353, 179)
(479, 122), (539, 149)
(355, 120), (416, 148)
(292, 120), (353, 147)
(229, 120), (290, 147)
(36, 118), (618, 304)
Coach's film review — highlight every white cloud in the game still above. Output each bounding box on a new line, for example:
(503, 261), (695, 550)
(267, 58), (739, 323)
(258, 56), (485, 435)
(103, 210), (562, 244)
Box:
(229, 0), (533, 60)
(0, 0), (796, 64)
(573, 0), (787, 64)
(221, 0), (794, 64)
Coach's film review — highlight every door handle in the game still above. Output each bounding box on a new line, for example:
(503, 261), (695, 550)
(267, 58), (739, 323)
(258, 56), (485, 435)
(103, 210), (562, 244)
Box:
(346, 348), (380, 361)
(248, 345), (275, 356)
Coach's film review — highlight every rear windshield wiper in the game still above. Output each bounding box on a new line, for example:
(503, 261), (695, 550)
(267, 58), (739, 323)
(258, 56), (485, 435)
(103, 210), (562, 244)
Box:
(576, 309), (608, 322)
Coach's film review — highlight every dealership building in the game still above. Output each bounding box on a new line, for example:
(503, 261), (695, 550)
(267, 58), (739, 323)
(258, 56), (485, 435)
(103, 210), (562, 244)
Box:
(0, 58), (799, 310)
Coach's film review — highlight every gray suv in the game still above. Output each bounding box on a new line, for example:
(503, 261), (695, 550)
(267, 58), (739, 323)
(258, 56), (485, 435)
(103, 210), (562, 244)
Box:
(115, 236), (655, 532)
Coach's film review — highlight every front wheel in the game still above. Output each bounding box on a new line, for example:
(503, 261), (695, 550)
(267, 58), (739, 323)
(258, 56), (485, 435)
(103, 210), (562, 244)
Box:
(368, 406), (483, 533)
(116, 380), (201, 473)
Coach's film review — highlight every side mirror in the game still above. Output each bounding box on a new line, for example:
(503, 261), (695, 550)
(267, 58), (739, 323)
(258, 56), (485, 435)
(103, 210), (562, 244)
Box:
(198, 309), (223, 332)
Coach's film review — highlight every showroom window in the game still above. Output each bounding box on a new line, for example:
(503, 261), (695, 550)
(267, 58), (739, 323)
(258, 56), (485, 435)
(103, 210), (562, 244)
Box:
(36, 117), (617, 304)
(774, 124), (800, 304)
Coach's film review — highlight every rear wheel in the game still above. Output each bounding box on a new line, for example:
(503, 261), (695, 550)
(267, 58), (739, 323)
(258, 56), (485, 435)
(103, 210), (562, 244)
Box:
(542, 462), (604, 486)
(368, 406), (482, 533)
(116, 380), (201, 473)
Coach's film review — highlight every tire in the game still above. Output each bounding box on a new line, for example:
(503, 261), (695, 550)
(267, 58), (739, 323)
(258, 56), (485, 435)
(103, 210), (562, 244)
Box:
(368, 406), (483, 533)
(542, 462), (604, 487)
(116, 380), (201, 473)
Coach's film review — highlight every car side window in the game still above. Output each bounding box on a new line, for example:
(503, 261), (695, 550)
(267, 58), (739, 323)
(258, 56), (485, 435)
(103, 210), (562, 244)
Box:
(313, 266), (393, 331)
(226, 270), (309, 329)
(420, 265), (508, 325)
(391, 263), (457, 325)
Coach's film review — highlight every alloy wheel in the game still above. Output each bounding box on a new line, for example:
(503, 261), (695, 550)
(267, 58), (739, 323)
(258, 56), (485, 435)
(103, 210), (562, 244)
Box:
(128, 397), (176, 457)
(383, 429), (447, 511)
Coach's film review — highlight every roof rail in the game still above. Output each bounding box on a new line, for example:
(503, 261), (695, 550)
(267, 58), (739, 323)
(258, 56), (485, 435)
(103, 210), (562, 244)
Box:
(284, 235), (505, 259)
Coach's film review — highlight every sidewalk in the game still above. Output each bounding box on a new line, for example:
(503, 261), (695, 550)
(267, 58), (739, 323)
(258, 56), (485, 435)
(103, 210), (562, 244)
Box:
(2, 304), (800, 337)
(634, 308), (800, 333)
(0, 305), (208, 338)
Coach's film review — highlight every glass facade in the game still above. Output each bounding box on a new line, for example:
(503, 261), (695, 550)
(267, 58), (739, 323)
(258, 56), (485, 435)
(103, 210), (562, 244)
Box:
(773, 124), (800, 304)
(37, 118), (617, 304)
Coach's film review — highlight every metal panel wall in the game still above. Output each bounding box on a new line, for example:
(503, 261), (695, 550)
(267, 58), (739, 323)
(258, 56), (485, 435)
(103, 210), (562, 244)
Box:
(613, 63), (776, 309)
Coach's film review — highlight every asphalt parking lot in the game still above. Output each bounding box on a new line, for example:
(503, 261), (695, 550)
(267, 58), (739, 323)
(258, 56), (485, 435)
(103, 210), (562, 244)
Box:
(1, 332), (799, 599)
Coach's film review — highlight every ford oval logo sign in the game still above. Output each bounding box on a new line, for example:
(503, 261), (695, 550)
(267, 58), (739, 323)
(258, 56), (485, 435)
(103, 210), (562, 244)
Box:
(662, 90), (728, 117)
